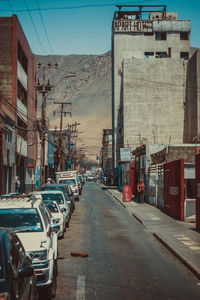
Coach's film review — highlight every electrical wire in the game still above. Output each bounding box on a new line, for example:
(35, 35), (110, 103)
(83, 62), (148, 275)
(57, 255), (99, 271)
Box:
(1, 1), (157, 13)
(23, 0), (46, 55)
(35, 0), (57, 65)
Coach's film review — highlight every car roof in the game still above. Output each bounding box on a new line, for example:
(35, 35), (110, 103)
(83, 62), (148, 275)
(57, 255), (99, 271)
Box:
(34, 190), (64, 195)
(41, 184), (67, 188)
(0, 194), (42, 209)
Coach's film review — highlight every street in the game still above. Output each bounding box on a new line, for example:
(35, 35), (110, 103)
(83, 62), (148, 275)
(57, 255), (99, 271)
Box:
(55, 182), (200, 300)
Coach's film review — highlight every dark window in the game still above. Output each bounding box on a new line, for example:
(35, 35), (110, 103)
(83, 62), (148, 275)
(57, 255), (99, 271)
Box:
(17, 118), (27, 140)
(180, 32), (189, 40)
(185, 179), (195, 199)
(180, 52), (189, 60)
(17, 80), (27, 106)
(144, 52), (154, 58)
(155, 32), (166, 40)
(144, 32), (154, 36)
(18, 42), (28, 73)
(155, 52), (167, 58)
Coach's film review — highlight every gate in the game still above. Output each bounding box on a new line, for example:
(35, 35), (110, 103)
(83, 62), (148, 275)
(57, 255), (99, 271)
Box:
(195, 154), (200, 231)
(164, 159), (184, 221)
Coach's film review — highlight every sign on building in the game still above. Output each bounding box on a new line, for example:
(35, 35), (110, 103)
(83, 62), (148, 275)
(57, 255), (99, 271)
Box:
(120, 148), (131, 162)
(114, 20), (153, 33)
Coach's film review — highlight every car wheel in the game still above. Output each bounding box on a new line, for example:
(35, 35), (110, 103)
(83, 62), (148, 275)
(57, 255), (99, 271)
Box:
(45, 263), (57, 298)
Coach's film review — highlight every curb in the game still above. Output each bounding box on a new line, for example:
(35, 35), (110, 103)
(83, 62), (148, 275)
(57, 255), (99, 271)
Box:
(107, 190), (126, 208)
(153, 233), (200, 280)
(107, 189), (200, 280)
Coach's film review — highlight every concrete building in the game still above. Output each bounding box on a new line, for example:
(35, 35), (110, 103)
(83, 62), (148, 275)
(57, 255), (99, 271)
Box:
(0, 15), (37, 193)
(112, 5), (191, 174)
(184, 50), (200, 143)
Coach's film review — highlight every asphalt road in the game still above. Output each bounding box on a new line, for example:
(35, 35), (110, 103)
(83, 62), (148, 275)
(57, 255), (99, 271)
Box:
(55, 182), (200, 300)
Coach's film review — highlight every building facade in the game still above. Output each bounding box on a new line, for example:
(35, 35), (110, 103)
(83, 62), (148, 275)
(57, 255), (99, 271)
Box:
(112, 5), (192, 173)
(0, 15), (37, 194)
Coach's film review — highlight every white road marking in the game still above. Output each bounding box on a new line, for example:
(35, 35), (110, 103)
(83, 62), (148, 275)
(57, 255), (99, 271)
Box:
(189, 246), (200, 251)
(176, 236), (191, 241)
(146, 213), (160, 220)
(76, 275), (85, 300)
(181, 241), (196, 246)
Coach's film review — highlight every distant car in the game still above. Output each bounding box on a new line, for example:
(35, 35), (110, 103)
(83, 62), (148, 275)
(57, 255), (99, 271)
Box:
(87, 175), (94, 181)
(34, 190), (70, 227)
(44, 201), (65, 239)
(0, 227), (38, 300)
(40, 184), (75, 216)
(58, 178), (79, 201)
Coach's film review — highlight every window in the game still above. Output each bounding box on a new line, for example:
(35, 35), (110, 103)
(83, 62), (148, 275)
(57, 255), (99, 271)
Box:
(185, 179), (195, 199)
(144, 32), (154, 36)
(18, 42), (28, 73)
(17, 80), (27, 106)
(144, 52), (154, 58)
(180, 32), (189, 40)
(180, 52), (189, 60)
(155, 52), (167, 58)
(155, 32), (166, 40)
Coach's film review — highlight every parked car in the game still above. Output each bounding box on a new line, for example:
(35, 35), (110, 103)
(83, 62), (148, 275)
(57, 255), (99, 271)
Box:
(40, 184), (75, 215)
(0, 227), (38, 300)
(44, 200), (65, 239)
(58, 178), (79, 201)
(0, 194), (59, 298)
(33, 190), (70, 227)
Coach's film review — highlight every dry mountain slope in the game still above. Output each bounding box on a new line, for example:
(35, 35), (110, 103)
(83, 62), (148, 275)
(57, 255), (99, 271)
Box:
(36, 52), (111, 160)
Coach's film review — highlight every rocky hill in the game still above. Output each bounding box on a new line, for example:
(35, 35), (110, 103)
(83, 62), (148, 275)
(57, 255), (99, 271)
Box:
(36, 52), (112, 161)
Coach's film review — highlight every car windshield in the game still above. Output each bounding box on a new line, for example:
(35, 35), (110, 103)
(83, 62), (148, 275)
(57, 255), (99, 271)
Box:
(40, 193), (64, 204)
(45, 203), (59, 213)
(0, 209), (43, 232)
(59, 179), (76, 186)
(0, 241), (5, 279)
(41, 186), (69, 198)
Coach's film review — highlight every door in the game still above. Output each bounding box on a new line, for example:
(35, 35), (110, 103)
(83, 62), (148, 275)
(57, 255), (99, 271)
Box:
(164, 159), (184, 221)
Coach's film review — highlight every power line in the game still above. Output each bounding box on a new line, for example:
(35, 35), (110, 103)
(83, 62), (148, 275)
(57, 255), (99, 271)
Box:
(35, 0), (57, 64)
(23, 0), (46, 55)
(1, 1), (156, 13)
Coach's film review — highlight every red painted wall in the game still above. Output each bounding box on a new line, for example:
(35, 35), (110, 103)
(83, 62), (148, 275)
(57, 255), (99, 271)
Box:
(164, 159), (184, 221)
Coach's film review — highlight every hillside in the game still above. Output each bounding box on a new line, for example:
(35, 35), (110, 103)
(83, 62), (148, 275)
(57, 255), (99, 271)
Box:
(36, 52), (112, 160)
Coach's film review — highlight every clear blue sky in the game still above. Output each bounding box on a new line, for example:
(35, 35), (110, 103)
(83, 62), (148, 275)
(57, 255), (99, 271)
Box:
(0, 0), (199, 55)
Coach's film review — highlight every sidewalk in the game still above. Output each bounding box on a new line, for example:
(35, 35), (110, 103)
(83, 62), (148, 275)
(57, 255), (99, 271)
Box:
(106, 187), (200, 280)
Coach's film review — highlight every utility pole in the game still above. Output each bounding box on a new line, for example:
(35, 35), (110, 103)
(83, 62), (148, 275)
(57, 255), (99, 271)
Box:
(54, 101), (71, 171)
(67, 122), (80, 170)
(36, 63), (57, 185)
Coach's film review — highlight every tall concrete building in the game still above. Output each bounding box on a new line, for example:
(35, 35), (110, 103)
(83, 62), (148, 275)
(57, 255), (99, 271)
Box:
(0, 15), (37, 193)
(112, 5), (191, 174)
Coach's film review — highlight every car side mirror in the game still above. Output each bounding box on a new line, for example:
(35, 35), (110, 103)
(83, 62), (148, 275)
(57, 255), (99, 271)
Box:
(51, 223), (60, 233)
(18, 266), (34, 278)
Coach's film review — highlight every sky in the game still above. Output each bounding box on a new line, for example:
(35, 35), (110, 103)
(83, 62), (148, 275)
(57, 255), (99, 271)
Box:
(0, 0), (200, 56)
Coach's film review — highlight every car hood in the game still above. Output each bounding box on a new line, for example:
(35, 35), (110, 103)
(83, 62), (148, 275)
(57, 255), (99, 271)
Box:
(16, 232), (48, 251)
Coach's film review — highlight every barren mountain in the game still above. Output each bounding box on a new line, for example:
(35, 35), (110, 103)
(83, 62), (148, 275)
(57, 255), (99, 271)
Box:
(36, 52), (111, 160)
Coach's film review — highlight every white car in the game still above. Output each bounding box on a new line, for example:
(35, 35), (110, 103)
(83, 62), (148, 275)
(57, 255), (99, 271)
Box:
(33, 190), (70, 227)
(44, 201), (65, 239)
(0, 194), (59, 298)
(58, 178), (80, 201)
